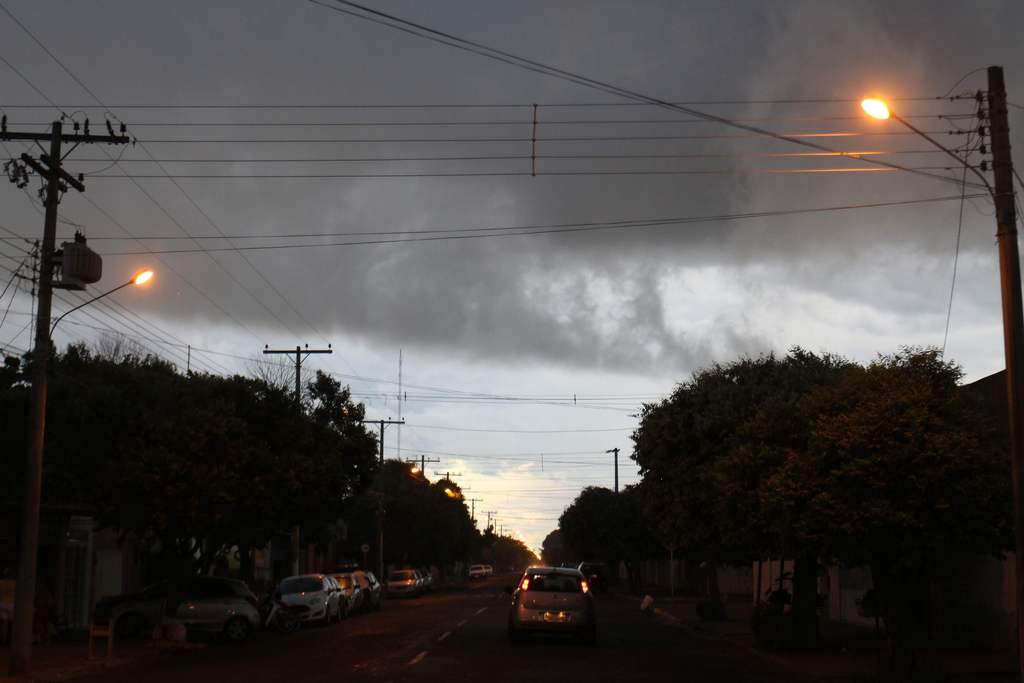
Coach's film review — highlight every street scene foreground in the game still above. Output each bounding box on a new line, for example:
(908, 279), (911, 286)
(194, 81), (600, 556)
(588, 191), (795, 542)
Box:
(17, 576), (801, 683)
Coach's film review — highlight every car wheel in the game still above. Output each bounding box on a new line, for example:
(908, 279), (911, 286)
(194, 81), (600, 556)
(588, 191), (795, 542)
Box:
(114, 613), (146, 639)
(223, 617), (252, 643)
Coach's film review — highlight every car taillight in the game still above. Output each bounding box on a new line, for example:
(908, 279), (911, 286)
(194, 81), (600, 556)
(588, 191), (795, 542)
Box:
(519, 577), (530, 591)
(580, 580), (589, 593)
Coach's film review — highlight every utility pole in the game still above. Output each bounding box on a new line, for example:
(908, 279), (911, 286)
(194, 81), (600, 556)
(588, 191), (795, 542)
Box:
(262, 343), (332, 576)
(466, 498), (482, 523)
(485, 511), (497, 533)
(364, 418), (405, 464)
(988, 65), (1024, 679)
(4, 118), (128, 676)
(434, 470), (463, 484)
(606, 447), (620, 492)
(405, 455), (439, 474)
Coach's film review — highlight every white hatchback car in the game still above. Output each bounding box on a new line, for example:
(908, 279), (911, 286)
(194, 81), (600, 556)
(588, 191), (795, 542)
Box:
(468, 564), (489, 579)
(277, 574), (342, 624)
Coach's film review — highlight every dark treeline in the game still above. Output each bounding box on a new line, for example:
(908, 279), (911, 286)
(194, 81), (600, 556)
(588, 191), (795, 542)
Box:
(552, 347), (1011, 668)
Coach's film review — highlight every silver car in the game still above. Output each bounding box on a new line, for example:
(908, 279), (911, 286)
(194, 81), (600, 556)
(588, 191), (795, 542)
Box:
(278, 574), (342, 624)
(93, 577), (260, 643)
(386, 568), (422, 597)
(507, 567), (595, 644)
(331, 573), (363, 617)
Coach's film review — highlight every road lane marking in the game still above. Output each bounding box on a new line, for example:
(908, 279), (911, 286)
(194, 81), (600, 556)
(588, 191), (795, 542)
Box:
(408, 650), (429, 666)
(474, 607), (488, 616)
(437, 631), (451, 642)
(456, 619), (467, 628)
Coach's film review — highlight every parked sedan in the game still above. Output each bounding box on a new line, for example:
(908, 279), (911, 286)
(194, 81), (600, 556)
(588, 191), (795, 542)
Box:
(93, 577), (260, 642)
(277, 574), (342, 624)
(386, 569), (423, 597)
(352, 570), (382, 611)
(506, 567), (595, 644)
(331, 573), (363, 617)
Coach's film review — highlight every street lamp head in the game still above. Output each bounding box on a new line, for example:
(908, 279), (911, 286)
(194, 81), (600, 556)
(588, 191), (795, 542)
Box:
(410, 465), (420, 474)
(132, 269), (154, 286)
(861, 98), (891, 120)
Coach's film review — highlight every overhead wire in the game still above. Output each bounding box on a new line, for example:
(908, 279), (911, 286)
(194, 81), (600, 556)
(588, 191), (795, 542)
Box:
(308, 0), (985, 191)
(0, 3), (334, 361)
(97, 194), (989, 255)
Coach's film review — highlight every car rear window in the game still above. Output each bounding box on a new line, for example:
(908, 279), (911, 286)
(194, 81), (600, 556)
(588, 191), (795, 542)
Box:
(526, 574), (581, 592)
(279, 577), (324, 594)
(389, 570), (416, 580)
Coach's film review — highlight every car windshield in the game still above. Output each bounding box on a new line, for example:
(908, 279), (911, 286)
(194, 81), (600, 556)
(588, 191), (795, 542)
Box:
(527, 574), (581, 592)
(389, 570), (416, 581)
(279, 577), (323, 594)
(335, 575), (353, 589)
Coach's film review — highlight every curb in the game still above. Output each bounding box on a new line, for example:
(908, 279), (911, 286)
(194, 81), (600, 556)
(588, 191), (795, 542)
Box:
(650, 607), (799, 675)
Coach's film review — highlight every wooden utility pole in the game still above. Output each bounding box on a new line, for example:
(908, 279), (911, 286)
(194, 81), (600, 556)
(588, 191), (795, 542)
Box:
(466, 497), (482, 523)
(365, 418), (404, 464)
(987, 65), (1024, 680)
(606, 447), (620, 492)
(262, 343), (332, 575)
(4, 119), (128, 675)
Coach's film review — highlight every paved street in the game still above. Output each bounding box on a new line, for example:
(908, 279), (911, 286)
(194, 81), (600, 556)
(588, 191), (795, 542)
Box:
(71, 576), (798, 683)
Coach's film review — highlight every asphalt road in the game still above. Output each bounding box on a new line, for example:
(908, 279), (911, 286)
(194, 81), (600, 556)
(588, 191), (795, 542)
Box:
(74, 576), (801, 682)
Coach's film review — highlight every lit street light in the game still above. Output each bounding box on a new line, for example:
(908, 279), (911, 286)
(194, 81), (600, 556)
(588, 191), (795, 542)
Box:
(50, 269), (154, 336)
(862, 66), (1023, 677)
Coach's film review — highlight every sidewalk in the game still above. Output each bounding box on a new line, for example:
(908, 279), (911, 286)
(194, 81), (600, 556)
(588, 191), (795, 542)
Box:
(645, 595), (1017, 681)
(0, 634), (203, 682)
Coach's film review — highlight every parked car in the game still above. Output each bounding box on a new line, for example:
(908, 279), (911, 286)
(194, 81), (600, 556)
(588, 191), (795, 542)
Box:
(330, 573), (363, 617)
(92, 577), (260, 642)
(418, 568), (434, 592)
(387, 568), (423, 597)
(468, 564), (489, 579)
(506, 566), (595, 644)
(484, 564), (494, 577)
(277, 574), (342, 624)
(352, 570), (382, 610)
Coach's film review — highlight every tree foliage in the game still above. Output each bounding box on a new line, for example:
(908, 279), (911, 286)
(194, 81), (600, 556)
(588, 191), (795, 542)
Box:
(0, 345), (378, 576)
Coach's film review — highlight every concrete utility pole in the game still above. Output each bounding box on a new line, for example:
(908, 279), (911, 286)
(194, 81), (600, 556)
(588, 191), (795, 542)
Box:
(987, 65), (1024, 679)
(4, 119), (128, 676)
(262, 343), (332, 575)
(606, 448), (620, 492)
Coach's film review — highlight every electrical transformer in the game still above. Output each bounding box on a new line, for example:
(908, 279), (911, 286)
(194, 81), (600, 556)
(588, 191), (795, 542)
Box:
(56, 238), (102, 291)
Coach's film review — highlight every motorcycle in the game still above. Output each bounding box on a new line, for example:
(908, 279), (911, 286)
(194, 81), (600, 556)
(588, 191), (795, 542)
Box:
(259, 593), (308, 634)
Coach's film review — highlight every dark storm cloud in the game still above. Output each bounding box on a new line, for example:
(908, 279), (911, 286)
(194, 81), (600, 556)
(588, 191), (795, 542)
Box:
(1, 0), (1021, 375)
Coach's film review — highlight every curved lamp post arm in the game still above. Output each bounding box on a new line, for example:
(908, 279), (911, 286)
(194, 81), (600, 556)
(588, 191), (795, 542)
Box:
(49, 279), (132, 337)
(891, 112), (995, 197)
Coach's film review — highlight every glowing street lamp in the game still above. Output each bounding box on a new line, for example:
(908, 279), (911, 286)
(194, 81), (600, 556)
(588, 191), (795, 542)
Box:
(50, 269), (154, 336)
(860, 98), (890, 120)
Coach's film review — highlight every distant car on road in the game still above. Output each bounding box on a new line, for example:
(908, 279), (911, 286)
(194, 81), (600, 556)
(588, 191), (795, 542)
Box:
(387, 568), (423, 597)
(468, 564), (489, 579)
(352, 570), (382, 611)
(277, 574), (342, 624)
(506, 566), (595, 644)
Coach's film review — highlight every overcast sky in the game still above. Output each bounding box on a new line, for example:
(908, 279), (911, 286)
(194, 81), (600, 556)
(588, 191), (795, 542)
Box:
(1, 0), (1022, 552)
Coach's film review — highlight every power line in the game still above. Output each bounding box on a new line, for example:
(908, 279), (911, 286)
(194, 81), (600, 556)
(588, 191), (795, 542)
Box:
(98, 194), (988, 255)
(308, 0), (985, 191)
(0, 5), (332, 358)
(407, 423), (632, 434)
(0, 98), (945, 109)
(119, 130), (964, 143)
